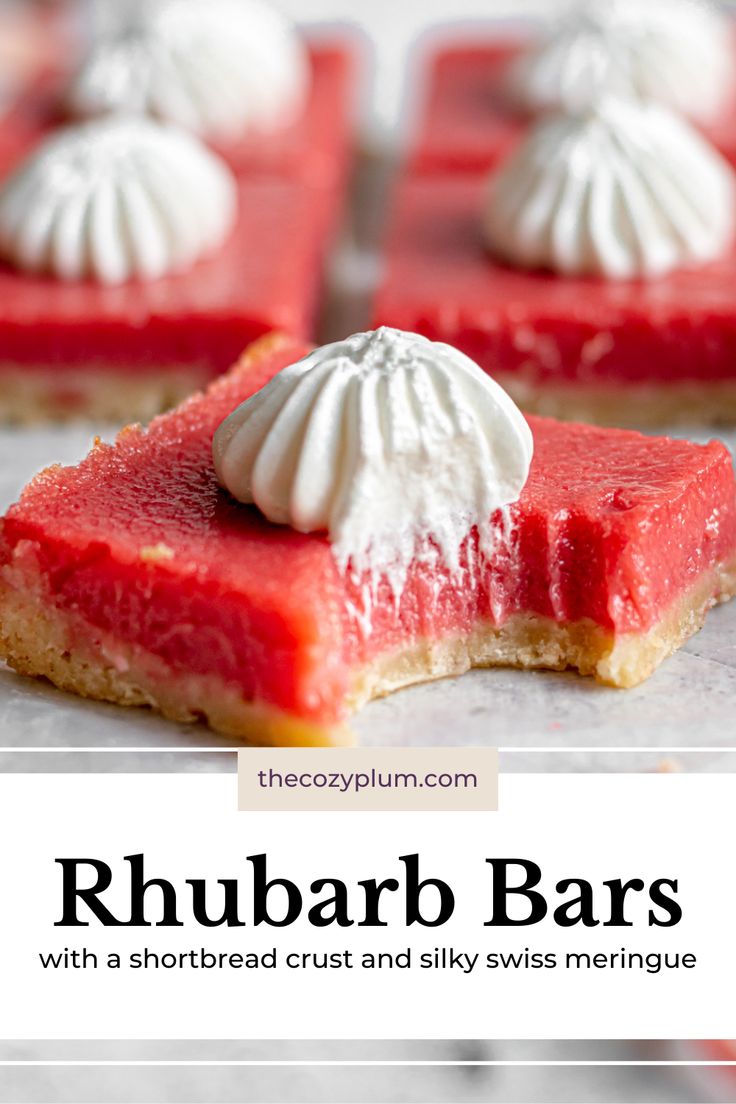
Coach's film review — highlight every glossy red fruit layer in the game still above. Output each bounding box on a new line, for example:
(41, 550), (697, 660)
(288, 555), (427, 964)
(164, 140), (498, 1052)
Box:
(374, 173), (736, 386)
(2, 337), (735, 727)
(410, 41), (736, 175)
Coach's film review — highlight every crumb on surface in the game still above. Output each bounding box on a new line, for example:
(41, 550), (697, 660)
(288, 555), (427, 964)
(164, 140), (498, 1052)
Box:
(139, 543), (175, 564)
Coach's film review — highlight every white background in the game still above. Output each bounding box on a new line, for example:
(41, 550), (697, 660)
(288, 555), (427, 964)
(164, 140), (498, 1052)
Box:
(0, 772), (734, 1041)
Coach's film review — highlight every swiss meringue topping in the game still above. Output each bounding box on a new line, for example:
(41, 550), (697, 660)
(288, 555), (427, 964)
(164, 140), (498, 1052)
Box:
(67, 0), (308, 141)
(484, 96), (736, 280)
(213, 328), (533, 587)
(508, 0), (734, 124)
(0, 116), (238, 284)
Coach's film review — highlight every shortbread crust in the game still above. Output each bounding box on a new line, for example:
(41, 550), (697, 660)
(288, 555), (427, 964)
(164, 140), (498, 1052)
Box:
(0, 365), (214, 425)
(1, 553), (734, 745)
(494, 377), (736, 429)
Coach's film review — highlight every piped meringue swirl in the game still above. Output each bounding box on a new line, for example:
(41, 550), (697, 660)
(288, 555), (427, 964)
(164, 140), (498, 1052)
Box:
(67, 0), (309, 141)
(213, 328), (534, 585)
(508, 0), (734, 124)
(0, 116), (238, 284)
(484, 96), (736, 280)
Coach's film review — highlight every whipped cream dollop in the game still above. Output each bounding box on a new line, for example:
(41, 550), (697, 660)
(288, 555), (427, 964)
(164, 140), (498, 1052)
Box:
(67, 0), (309, 141)
(484, 96), (736, 280)
(0, 116), (238, 284)
(508, 0), (734, 123)
(213, 329), (533, 588)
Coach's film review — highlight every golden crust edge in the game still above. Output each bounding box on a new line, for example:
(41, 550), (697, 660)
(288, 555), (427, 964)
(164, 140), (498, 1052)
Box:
(0, 334), (301, 426)
(0, 366), (219, 426)
(497, 377), (736, 429)
(0, 557), (734, 746)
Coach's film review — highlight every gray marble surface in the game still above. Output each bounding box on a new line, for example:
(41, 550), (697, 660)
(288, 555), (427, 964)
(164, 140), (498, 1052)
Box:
(0, 1040), (709, 1104)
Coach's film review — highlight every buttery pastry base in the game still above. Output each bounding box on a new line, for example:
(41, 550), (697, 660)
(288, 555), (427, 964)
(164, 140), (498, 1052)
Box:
(0, 365), (214, 425)
(1, 554), (734, 746)
(496, 376), (736, 429)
